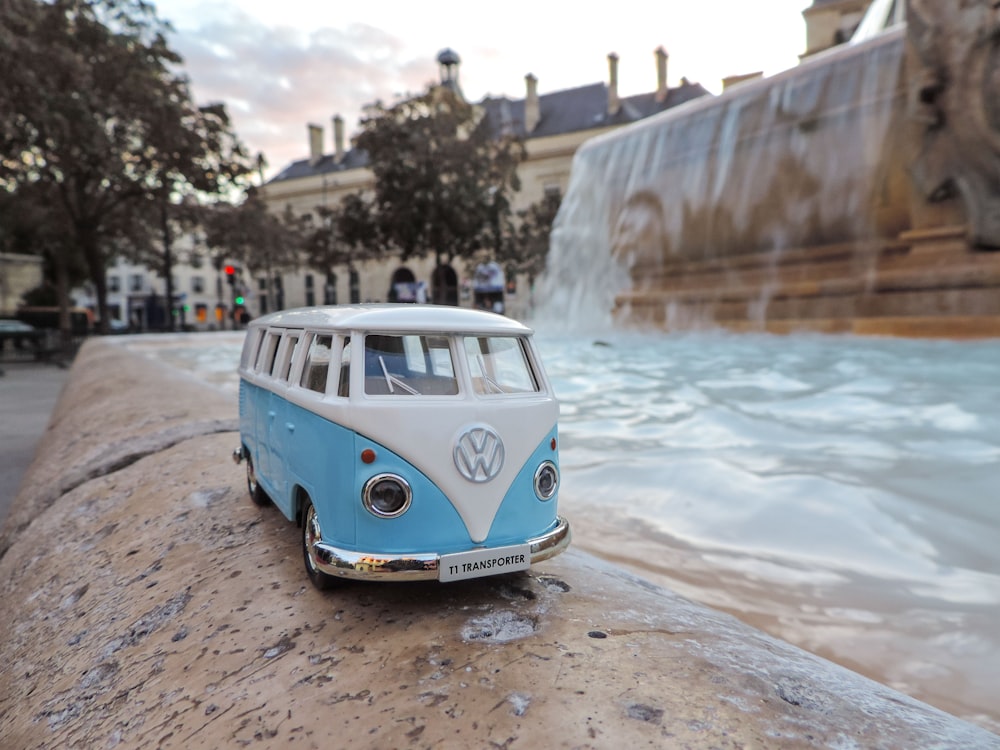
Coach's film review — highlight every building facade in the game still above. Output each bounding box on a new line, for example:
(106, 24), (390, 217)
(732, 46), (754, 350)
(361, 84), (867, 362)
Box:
(257, 48), (709, 320)
(802, 0), (876, 58)
(75, 235), (245, 331)
(95, 254), (229, 331)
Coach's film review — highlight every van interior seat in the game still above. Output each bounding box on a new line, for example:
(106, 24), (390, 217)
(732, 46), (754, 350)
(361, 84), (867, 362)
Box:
(364, 375), (459, 396)
(306, 363), (329, 392)
(365, 345), (409, 379)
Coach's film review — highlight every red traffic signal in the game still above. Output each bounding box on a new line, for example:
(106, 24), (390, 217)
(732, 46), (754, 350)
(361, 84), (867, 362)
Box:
(224, 265), (235, 275)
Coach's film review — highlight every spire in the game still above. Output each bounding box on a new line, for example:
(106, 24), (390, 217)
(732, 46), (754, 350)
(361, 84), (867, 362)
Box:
(436, 48), (464, 99)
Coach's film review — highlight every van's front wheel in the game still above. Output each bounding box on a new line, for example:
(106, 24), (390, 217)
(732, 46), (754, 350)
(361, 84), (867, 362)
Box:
(302, 500), (342, 590)
(245, 453), (268, 506)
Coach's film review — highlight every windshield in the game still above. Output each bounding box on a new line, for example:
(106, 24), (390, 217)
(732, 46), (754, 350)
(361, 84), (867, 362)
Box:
(463, 336), (539, 395)
(360, 333), (540, 397)
(363, 333), (458, 396)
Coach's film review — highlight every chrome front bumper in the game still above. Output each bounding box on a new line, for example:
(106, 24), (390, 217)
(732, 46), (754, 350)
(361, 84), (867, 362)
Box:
(311, 516), (571, 582)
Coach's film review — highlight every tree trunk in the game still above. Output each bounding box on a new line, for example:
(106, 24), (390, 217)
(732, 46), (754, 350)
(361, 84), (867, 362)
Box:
(54, 251), (72, 350)
(79, 222), (110, 335)
(161, 198), (176, 332)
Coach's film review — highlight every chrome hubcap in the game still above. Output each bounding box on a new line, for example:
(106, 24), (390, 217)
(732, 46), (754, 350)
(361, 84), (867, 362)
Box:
(304, 506), (321, 572)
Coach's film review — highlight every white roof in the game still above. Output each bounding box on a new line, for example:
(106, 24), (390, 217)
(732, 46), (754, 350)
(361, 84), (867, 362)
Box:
(249, 304), (534, 335)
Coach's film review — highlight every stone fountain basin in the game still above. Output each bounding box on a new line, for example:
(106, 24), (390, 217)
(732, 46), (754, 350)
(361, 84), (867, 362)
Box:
(0, 337), (995, 748)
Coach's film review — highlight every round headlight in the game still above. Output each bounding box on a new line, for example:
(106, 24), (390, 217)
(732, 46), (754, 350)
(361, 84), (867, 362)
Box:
(362, 474), (412, 518)
(534, 461), (559, 500)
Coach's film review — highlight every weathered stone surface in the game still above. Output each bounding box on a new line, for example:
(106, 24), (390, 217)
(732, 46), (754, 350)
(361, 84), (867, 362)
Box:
(1, 338), (997, 749)
(0, 340), (237, 560)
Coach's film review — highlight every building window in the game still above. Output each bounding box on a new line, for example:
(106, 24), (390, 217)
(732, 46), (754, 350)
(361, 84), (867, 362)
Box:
(257, 277), (269, 314)
(191, 275), (205, 293)
(273, 275), (284, 309)
(108, 275), (121, 293)
(130, 274), (144, 292)
(305, 275), (316, 305)
(349, 270), (360, 304)
(325, 271), (337, 305)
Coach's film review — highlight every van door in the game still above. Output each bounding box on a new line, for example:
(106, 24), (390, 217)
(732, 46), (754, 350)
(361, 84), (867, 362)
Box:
(254, 330), (282, 494)
(266, 331), (301, 513)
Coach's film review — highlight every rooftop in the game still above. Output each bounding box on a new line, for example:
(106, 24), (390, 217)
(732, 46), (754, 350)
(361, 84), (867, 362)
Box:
(269, 52), (710, 184)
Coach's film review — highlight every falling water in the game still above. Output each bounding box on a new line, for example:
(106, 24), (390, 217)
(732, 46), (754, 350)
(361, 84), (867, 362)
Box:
(538, 28), (911, 331)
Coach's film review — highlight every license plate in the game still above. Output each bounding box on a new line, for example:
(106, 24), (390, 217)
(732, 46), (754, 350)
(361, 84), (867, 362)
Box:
(439, 544), (531, 582)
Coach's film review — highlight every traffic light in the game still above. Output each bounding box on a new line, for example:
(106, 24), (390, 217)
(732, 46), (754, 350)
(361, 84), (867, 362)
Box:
(224, 265), (236, 285)
(235, 295), (245, 305)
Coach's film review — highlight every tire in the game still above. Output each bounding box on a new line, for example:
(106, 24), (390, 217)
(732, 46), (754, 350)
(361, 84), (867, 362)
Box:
(245, 452), (269, 506)
(302, 499), (341, 590)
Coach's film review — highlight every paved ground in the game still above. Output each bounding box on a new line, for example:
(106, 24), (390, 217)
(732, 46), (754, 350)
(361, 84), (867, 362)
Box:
(0, 361), (70, 524)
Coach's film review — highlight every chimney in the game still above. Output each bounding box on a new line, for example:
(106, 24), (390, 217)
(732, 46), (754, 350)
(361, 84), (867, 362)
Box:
(308, 123), (323, 166)
(524, 73), (540, 133)
(332, 115), (345, 162)
(607, 52), (620, 116)
(655, 46), (669, 102)
(722, 71), (764, 91)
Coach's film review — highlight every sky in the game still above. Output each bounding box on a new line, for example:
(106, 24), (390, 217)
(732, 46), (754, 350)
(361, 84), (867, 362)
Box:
(152, 0), (814, 180)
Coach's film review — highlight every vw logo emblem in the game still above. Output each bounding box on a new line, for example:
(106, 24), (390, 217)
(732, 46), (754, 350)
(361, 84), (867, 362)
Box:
(454, 426), (505, 483)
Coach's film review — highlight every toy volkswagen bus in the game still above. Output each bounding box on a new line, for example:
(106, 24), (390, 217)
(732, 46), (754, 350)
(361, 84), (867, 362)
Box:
(233, 304), (570, 589)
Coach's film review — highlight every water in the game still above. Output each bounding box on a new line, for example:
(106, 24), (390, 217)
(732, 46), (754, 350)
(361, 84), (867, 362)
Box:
(132, 329), (1000, 732)
(537, 330), (1000, 732)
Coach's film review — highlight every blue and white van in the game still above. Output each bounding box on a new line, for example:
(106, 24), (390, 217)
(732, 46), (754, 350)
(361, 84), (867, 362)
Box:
(233, 304), (570, 589)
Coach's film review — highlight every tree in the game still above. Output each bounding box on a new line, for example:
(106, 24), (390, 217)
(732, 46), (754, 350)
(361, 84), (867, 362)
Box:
(351, 85), (525, 279)
(300, 195), (380, 303)
(0, 181), (88, 340)
(202, 188), (303, 318)
(0, 0), (254, 333)
(504, 191), (563, 286)
(122, 103), (254, 330)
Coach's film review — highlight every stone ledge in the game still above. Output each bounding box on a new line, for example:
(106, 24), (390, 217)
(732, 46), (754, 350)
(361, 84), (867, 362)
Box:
(0, 337), (996, 749)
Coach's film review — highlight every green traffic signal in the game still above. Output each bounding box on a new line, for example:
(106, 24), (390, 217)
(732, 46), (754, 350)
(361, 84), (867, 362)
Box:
(235, 296), (245, 305)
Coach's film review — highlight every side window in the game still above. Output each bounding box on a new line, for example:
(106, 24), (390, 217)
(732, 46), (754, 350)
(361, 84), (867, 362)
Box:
(255, 331), (281, 375)
(338, 337), (351, 397)
(241, 328), (264, 369)
(277, 334), (300, 381)
(299, 333), (333, 393)
(427, 336), (454, 376)
(403, 335), (426, 375)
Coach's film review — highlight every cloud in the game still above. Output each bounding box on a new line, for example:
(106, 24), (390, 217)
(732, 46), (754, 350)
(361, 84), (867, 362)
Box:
(167, 14), (439, 178)
(158, 0), (811, 180)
